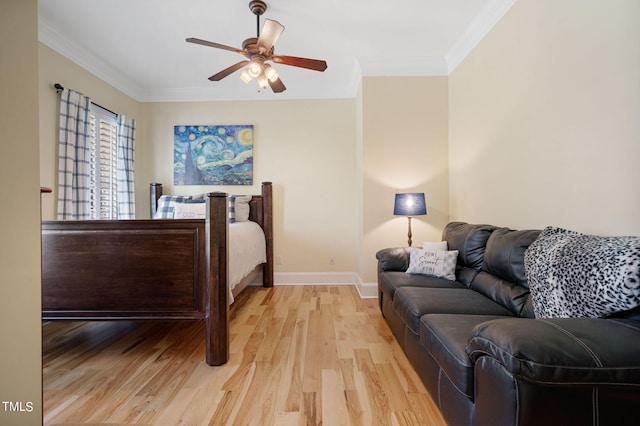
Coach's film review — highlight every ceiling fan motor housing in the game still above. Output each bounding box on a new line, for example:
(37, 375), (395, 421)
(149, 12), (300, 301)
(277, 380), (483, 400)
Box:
(243, 37), (273, 56)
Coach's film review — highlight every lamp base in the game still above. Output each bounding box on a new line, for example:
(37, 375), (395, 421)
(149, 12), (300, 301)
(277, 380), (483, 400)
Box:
(406, 216), (413, 247)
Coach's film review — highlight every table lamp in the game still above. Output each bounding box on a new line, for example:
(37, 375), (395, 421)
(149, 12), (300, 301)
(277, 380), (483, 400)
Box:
(394, 193), (427, 246)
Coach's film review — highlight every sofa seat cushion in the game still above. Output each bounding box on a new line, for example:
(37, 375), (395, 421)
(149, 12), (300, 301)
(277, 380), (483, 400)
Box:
(379, 271), (465, 299)
(392, 287), (514, 335)
(420, 314), (508, 398)
(467, 317), (640, 385)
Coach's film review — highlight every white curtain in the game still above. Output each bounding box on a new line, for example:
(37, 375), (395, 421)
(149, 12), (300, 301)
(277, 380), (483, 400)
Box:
(117, 115), (136, 219)
(57, 88), (92, 220)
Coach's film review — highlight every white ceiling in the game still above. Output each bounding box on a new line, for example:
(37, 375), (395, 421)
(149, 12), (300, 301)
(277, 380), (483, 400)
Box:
(38, 0), (516, 102)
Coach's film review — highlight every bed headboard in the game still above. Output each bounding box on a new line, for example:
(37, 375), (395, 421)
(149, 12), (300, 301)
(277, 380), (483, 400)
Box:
(149, 182), (274, 287)
(150, 182), (272, 225)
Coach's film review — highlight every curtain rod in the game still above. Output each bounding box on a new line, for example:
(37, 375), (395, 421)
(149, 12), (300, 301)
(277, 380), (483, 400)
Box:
(53, 83), (118, 117)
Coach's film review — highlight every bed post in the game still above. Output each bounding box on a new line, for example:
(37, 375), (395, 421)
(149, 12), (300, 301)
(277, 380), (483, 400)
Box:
(262, 182), (274, 288)
(150, 183), (162, 218)
(205, 191), (229, 366)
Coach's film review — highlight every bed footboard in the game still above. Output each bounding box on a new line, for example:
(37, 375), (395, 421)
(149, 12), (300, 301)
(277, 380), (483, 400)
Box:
(42, 192), (230, 366)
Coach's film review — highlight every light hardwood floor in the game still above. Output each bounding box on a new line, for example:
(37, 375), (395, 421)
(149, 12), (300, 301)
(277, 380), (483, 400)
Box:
(43, 285), (446, 425)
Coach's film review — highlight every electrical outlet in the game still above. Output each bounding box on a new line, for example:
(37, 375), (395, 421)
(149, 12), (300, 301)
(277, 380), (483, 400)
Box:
(276, 255), (282, 265)
(329, 256), (335, 265)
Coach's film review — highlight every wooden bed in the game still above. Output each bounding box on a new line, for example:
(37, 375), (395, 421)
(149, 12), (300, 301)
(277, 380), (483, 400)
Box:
(41, 181), (273, 366)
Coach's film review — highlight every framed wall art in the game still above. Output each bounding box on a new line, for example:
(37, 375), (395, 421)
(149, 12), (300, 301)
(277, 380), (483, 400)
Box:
(174, 124), (253, 185)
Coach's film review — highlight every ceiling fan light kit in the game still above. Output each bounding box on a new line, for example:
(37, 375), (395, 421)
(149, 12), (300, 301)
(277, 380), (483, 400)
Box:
(248, 58), (264, 78)
(186, 0), (327, 94)
(264, 64), (278, 82)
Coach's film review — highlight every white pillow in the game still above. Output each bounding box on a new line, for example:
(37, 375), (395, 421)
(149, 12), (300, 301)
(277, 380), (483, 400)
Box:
(406, 247), (459, 280)
(153, 195), (192, 219)
(423, 241), (448, 251)
(173, 200), (206, 219)
(233, 195), (252, 222)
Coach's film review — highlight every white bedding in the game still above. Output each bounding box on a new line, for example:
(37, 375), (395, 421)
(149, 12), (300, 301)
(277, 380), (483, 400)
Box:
(228, 221), (266, 303)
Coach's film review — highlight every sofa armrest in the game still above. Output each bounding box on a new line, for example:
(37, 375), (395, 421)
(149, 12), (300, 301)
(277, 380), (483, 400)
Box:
(376, 247), (410, 272)
(466, 318), (640, 386)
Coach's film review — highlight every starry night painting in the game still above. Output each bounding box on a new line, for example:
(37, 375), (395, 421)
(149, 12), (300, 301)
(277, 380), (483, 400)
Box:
(174, 125), (253, 185)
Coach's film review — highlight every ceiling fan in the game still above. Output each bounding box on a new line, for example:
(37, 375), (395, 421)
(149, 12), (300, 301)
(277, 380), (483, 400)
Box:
(186, 0), (328, 93)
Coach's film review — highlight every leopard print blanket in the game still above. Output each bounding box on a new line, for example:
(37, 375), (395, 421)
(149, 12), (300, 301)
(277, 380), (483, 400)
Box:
(524, 226), (640, 319)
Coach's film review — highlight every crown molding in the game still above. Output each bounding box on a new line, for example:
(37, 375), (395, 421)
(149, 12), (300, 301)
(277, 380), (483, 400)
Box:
(357, 56), (449, 77)
(135, 83), (353, 103)
(38, 16), (144, 101)
(347, 60), (363, 98)
(446, 0), (518, 73)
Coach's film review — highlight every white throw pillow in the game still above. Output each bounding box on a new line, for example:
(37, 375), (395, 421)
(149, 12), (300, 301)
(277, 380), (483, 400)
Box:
(233, 195), (252, 222)
(406, 247), (459, 280)
(173, 200), (206, 219)
(423, 241), (448, 251)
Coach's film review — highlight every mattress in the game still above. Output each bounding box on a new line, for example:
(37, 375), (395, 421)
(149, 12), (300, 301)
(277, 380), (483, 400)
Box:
(228, 221), (266, 303)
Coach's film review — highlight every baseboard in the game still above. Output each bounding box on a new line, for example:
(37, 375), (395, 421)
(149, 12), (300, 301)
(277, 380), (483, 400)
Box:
(275, 272), (358, 285)
(271, 272), (378, 299)
(355, 280), (378, 299)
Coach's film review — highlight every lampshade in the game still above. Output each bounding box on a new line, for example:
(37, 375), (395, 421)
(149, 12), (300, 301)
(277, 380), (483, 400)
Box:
(263, 64), (279, 82)
(247, 60), (263, 78)
(257, 74), (269, 89)
(394, 193), (427, 216)
(239, 69), (253, 84)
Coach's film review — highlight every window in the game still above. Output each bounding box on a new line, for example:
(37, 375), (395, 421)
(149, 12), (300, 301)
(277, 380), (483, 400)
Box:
(57, 88), (135, 221)
(89, 104), (118, 219)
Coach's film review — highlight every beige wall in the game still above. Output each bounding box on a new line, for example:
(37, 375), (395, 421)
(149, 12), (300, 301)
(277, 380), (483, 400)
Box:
(449, 0), (640, 235)
(140, 99), (359, 273)
(359, 76), (450, 282)
(0, 0), (42, 423)
(144, 79), (450, 283)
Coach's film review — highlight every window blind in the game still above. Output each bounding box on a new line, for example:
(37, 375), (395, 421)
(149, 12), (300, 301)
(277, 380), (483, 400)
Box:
(89, 104), (118, 219)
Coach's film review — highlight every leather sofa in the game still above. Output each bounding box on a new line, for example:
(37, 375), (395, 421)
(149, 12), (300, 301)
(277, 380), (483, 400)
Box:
(376, 222), (640, 426)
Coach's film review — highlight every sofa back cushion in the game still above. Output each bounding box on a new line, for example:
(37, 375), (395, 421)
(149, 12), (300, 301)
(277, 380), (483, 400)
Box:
(442, 222), (497, 270)
(469, 227), (540, 317)
(482, 228), (541, 288)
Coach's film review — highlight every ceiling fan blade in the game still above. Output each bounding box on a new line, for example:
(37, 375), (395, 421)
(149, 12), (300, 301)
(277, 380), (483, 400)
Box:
(208, 60), (250, 81)
(272, 55), (328, 72)
(186, 37), (247, 56)
(258, 19), (285, 52)
(269, 77), (286, 93)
